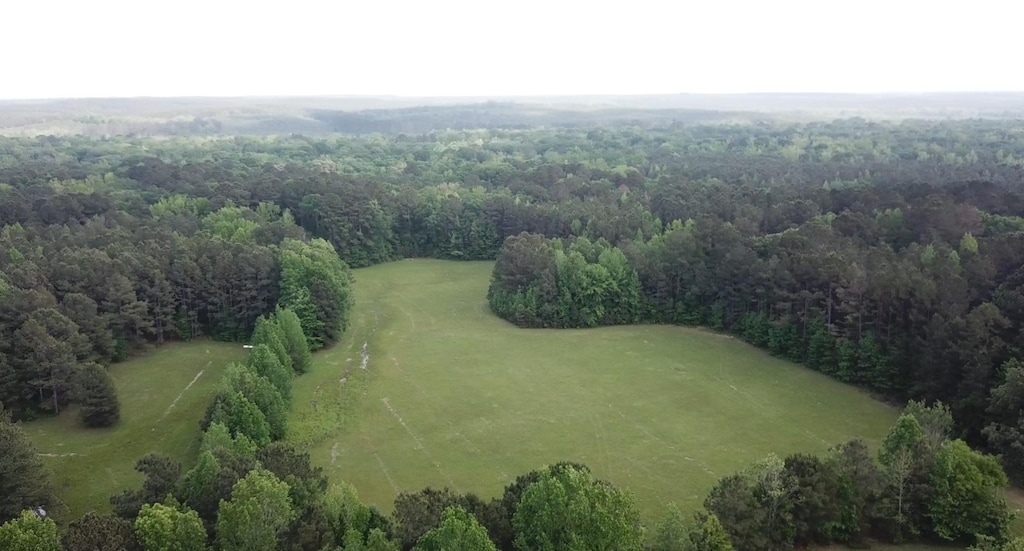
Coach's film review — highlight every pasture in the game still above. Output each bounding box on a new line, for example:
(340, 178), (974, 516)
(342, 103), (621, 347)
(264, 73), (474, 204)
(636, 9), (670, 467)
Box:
(288, 259), (900, 520)
(23, 341), (246, 520)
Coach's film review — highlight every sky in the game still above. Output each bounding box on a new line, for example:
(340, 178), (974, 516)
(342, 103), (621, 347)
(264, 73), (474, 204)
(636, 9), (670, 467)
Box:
(3, 0), (1022, 99)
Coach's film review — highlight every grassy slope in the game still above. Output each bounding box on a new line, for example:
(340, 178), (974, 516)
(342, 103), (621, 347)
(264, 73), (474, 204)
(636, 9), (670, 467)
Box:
(23, 341), (246, 521)
(288, 259), (900, 521)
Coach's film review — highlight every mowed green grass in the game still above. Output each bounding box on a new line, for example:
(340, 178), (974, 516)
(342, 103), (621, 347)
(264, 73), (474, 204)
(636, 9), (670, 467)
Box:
(288, 259), (900, 520)
(23, 341), (246, 521)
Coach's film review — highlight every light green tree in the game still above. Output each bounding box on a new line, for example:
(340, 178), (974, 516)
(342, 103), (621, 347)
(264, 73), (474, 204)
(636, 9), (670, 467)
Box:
(929, 439), (1010, 541)
(903, 400), (953, 452)
(275, 307), (313, 374)
(210, 391), (271, 447)
(878, 414), (926, 540)
(970, 535), (1024, 551)
(0, 510), (62, 551)
(650, 504), (687, 551)
(279, 238), (353, 349)
(202, 205), (260, 243)
(200, 422), (258, 458)
(219, 362), (287, 440)
(513, 464), (642, 551)
(414, 506), (496, 551)
(250, 316), (293, 374)
(960, 232), (979, 254)
(216, 469), (295, 551)
(134, 500), (207, 551)
(322, 483), (372, 544)
(246, 344), (292, 405)
(687, 513), (733, 551)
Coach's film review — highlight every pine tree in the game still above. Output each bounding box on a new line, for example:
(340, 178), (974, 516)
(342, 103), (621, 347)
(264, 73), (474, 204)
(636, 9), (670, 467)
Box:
(220, 363), (287, 441)
(211, 391), (272, 448)
(275, 307), (312, 374)
(246, 345), (292, 405)
(0, 409), (53, 524)
(77, 363), (120, 428)
(250, 316), (292, 373)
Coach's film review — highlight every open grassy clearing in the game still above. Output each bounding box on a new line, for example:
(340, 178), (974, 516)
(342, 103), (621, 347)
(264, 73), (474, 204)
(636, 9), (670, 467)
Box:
(288, 259), (900, 521)
(23, 341), (246, 521)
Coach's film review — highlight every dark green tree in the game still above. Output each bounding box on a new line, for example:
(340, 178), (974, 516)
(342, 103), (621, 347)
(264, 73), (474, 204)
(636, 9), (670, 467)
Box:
(111, 454), (182, 519)
(76, 362), (120, 428)
(512, 464), (642, 551)
(173, 451), (222, 526)
(984, 359), (1024, 483)
(0, 409), (53, 524)
(63, 511), (139, 551)
(826, 439), (879, 544)
(783, 453), (841, 546)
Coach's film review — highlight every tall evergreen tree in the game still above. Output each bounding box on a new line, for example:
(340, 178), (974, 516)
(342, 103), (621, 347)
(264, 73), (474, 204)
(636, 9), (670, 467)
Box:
(0, 408), (53, 524)
(275, 307), (313, 374)
(250, 316), (293, 374)
(76, 362), (120, 428)
(210, 391), (272, 448)
(245, 344), (292, 405)
(219, 363), (287, 441)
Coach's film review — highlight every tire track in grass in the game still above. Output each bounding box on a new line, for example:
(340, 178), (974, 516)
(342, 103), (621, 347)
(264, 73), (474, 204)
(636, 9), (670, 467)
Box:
(388, 354), (482, 456)
(159, 361), (211, 421)
(381, 397), (459, 490)
(592, 411), (612, 477)
(608, 404), (717, 478)
(374, 452), (401, 493)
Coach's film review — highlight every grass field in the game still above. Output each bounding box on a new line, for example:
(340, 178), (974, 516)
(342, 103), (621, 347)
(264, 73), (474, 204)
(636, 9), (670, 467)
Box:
(23, 341), (246, 521)
(288, 259), (901, 521)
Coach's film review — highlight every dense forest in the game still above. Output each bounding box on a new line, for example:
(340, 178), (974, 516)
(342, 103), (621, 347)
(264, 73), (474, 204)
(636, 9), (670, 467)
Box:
(2, 114), (1024, 550)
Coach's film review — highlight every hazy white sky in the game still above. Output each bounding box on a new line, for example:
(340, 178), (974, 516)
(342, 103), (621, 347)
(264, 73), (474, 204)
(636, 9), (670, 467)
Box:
(3, 0), (1022, 99)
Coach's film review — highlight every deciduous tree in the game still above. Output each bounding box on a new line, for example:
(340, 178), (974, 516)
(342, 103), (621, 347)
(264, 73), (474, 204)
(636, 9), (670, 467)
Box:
(513, 464), (642, 551)
(134, 500), (207, 551)
(216, 469), (295, 551)
(0, 510), (61, 551)
(414, 506), (496, 551)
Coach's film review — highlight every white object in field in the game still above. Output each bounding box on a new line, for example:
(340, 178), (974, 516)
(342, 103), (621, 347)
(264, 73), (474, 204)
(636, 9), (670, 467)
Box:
(242, 345), (254, 349)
